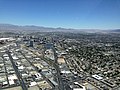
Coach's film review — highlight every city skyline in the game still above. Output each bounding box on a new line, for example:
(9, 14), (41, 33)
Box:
(0, 0), (120, 29)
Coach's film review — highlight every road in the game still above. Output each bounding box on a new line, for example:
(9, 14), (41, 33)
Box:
(7, 51), (28, 90)
(52, 46), (65, 90)
(23, 44), (64, 90)
(19, 51), (56, 89)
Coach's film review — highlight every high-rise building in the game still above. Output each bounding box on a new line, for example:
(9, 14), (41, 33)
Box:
(29, 41), (33, 47)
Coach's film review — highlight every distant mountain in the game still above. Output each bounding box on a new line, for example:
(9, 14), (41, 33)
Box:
(0, 23), (119, 33)
(0, 23), (78, 33)
(111, 29), (120, 32)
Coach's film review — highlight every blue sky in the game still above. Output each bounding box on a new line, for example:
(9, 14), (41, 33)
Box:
(0, 0), (120, 29)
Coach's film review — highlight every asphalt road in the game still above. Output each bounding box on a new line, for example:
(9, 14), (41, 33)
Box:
(7, 51), (28, 90)
(19, 51), (55, 89)
(24, 44), (64, 90)
(52, 46), (65, 90)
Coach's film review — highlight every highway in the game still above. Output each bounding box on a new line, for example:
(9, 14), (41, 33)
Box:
(23, 44), (64, 90)
(52, 45), (65, 90)
(7, 51), (28, 90)
(19, 51), (56, 89)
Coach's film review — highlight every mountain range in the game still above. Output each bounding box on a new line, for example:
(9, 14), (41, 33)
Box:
(0, 23), (119, 33)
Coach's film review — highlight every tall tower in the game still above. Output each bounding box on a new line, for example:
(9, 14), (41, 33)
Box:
(29, 40), (33, 47)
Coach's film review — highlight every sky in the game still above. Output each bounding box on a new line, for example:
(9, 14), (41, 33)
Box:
(0, 0), (120, 29)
